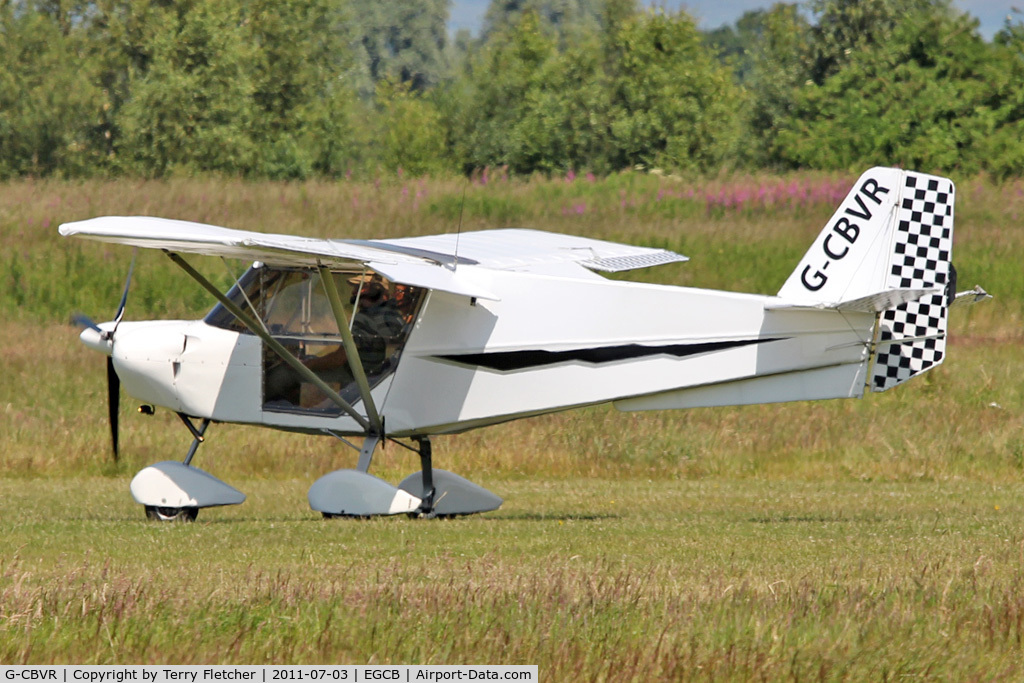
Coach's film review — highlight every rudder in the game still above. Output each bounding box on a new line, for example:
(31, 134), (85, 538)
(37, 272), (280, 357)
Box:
(870, 172), (955, 391)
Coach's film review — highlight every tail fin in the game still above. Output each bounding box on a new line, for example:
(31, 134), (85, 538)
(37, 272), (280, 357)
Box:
(778, 167), (956, 392)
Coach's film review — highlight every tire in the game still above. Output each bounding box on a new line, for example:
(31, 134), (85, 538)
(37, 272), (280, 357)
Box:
(144, 505), (199, 522)
(321, 512), (370, 520)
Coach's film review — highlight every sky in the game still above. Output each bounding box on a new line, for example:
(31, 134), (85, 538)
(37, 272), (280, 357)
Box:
(448, 1), (1019, 40)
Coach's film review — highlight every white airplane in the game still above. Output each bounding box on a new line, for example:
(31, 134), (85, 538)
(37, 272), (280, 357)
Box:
(60, 167), (988, 521)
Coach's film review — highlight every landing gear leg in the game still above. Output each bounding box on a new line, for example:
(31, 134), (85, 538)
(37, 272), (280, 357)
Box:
(179, 414), (210, 466)
(356, 434), (381, 473)
(414, 436), (436, 515)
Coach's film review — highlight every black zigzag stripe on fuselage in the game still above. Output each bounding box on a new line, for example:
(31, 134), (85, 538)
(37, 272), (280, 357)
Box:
(435, 338), (786, 372)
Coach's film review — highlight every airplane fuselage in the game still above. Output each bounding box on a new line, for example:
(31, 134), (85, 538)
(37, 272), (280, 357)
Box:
(89, 265), (874, 438)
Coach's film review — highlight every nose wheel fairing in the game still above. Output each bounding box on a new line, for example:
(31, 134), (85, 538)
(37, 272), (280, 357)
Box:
(130, 461), (246, 511)
(130, 414), (245, 522)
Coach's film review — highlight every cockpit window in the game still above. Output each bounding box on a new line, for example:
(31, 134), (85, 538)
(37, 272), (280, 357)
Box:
(203, 266), (263, 333)
(262, 270), (340, 336)
(205, 265), (424, 416)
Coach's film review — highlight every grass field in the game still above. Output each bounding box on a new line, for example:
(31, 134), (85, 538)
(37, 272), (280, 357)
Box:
(1, 171), (1023, 676)
(5, 476), (1024, 677)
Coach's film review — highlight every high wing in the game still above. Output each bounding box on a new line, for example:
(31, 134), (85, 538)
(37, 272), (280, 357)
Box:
(58, 217), (688, 282)
(370, 229), (688, 273)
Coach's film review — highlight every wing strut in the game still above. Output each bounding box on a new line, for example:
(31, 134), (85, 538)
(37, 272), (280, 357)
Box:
(165, 252), (373, 433)
(317, 264), (382, 435)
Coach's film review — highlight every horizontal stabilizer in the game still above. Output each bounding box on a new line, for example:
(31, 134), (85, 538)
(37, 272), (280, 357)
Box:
(581, 251), (689, 272)
(950, 285), (991, 308)
(766, 287), (942, 313)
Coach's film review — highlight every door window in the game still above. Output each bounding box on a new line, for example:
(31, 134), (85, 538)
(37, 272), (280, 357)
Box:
(205, 265), (423, 415)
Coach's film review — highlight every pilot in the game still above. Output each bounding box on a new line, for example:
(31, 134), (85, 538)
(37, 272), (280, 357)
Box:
(339, 274), (407, 373)
(390, 282), (418, 324)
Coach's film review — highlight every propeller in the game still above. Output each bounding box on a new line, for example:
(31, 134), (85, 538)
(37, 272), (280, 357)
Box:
(72, 249), (136, 462)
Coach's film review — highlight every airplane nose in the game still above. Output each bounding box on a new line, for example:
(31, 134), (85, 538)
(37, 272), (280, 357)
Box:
(80, 325), (114, 356)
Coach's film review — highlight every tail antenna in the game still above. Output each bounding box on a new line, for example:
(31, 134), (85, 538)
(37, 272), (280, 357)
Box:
(453, 181), (467, 271)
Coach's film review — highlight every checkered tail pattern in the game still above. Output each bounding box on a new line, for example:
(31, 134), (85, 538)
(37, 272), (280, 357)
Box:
(870, 173), (954, 392)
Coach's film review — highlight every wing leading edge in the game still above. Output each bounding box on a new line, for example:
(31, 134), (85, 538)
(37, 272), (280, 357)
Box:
(58, 216), (429, 268)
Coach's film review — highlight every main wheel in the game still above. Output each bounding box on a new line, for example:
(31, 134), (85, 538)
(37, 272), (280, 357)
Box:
(144, 505), (199, 522)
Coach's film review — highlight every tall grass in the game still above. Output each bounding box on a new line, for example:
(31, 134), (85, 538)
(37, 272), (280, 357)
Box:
(1, 171), (1020, 330)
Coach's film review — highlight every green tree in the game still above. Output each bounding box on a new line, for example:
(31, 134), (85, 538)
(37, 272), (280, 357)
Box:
(805, 0), (956, 84)
(371, 79), (448, 175)
(604, 10), (746, 172)
(459, 10), (560, 171)
(246, 0), (361, 178)
(972, 13), (1024, 178)
(89, 0), (360, 178)
(85, 0), (173, 166)
(702, 8), (779, 84)
(457, 6), (744, 174)
(460, 9), (610, 173)
(742, 3), (812, 167)
(0, 1), (105, 177)
(113, 1), (257, 175)
(482, 0), (604, 43)
(475, 34), (610, 173)
(350, 0), (450, 93)
(774, 6), (1000, 173)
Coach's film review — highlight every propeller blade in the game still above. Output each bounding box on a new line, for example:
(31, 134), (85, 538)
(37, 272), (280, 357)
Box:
(71, 312), (103, 333)
(107, 356), (120, 462)
(112, 248), (137, 333)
